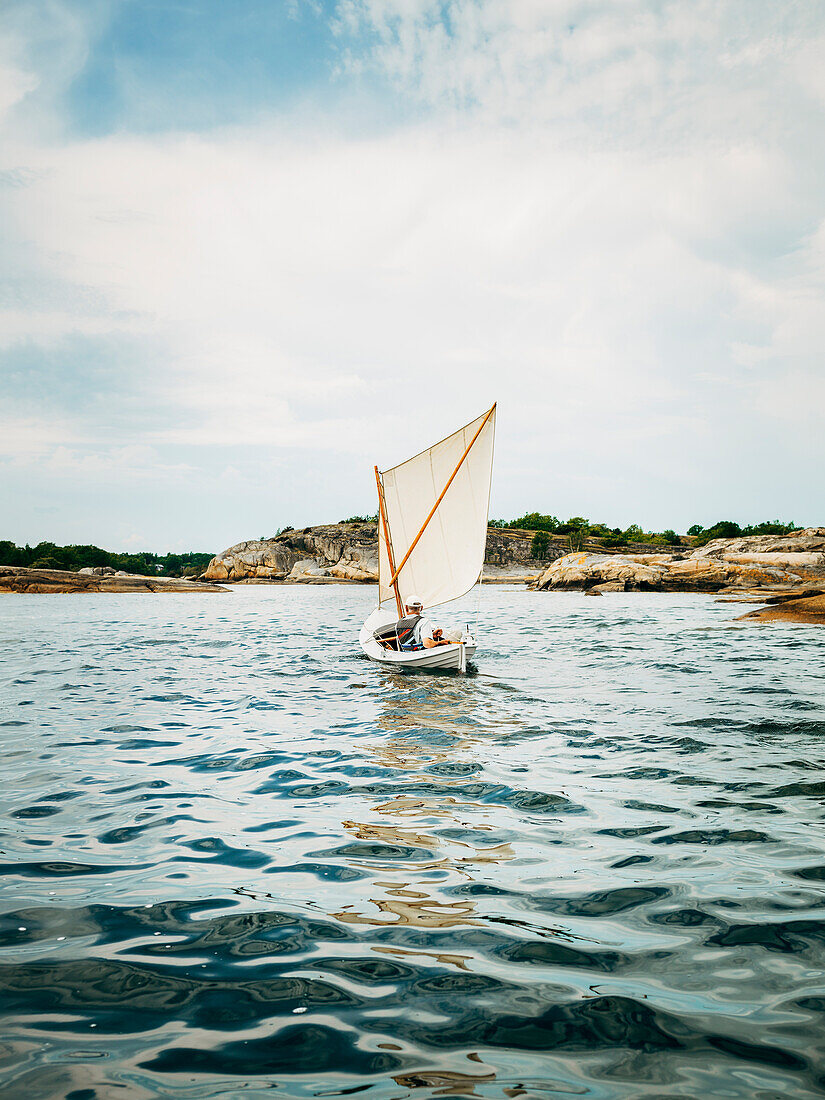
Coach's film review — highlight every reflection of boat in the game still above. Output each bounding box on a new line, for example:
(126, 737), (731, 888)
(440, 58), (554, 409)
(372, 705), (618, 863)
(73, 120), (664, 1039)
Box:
(359, 405), (497, 672)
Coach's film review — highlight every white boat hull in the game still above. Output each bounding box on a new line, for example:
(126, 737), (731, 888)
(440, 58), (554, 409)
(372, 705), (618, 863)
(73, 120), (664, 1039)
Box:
(359, 607), (476, 671)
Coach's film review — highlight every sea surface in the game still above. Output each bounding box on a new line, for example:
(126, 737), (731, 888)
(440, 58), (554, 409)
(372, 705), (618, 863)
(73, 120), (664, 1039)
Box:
(1, 585), (825, 1099)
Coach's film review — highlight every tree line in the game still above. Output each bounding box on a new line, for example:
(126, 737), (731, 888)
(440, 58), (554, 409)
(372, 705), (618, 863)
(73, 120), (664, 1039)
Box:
(488, 515), (800, 558)
(0, 541), (214, 578)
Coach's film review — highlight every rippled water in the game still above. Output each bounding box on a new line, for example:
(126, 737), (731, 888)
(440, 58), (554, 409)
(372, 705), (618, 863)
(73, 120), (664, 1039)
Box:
(2, 586), (825, 1099)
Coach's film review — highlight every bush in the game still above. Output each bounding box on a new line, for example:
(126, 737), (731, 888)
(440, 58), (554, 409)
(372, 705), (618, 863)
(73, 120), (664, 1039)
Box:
(692, 521), (742, 547)
(506, 513), (560, 532)
(622, 524), (645, 542)
(743, 520), (797, 536)
(568, 529), (587, 551)
(530, 531), (550, 558)
(0, 540), (213, 576)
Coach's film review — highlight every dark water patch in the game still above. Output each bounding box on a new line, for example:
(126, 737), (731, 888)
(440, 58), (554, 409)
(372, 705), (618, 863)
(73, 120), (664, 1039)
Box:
(171, 836), (270, 869)
(498, 938), (631, 972)
(142, 1024), (404, 1077)
(118, 738), (181, 748)
(611, 854), (654, 868)
(100, 724), (155, 733)
(108, 780), (171, 794)
(310, 842), (437, 863)
(648, 907), (722, 928)
(98, 814), (194, 845)
(426, 761), (483, 777)
(597, 825), (666, 838)
(708, 919), (825, 955)
(651, 828), (772, 845)
(524, 886), (672, 919)
(9, 805), (62, 819)
(380, 993), (810, 1080)
(0, 860), (149, 878)
(622, 799), (681, 813)
(769, 780), (825, 798)
(0, 957), (362, 1033)
(258, 775), (586, 815)
(791, 864), (825, 882)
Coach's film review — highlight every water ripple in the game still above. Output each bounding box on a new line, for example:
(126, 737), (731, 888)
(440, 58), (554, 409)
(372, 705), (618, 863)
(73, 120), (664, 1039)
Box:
(1, 586), (824, 1098)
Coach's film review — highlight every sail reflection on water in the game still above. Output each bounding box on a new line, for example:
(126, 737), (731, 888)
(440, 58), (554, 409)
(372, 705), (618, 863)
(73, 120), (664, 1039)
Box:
(330, 672), (518, 932)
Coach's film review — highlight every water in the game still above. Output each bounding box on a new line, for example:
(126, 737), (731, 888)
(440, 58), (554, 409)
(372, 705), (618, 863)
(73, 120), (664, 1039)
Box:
(1, 585), (824, 1099)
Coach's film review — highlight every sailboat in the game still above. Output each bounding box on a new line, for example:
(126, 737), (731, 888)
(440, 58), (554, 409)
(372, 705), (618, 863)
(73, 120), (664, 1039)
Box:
(358, 404), (497, 672)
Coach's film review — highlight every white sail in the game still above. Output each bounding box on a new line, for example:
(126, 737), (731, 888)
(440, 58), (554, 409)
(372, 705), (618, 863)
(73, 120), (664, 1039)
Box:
(378, 406), (496, 611)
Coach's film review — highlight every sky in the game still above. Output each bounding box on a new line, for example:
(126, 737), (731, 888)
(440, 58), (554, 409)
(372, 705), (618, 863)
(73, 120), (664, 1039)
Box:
(1, 0), (823, 552)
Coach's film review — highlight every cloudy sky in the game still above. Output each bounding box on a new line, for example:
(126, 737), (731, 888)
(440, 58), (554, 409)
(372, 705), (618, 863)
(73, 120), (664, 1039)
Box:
(1, 0), (823, 551)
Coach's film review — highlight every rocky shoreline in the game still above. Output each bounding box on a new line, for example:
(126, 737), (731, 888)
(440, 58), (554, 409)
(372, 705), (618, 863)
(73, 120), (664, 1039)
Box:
(530, 529), (825, 623)
(201, 523), (668, 585)
(0, 565), (227, 594)
(531, 529), (825, 594)
(737, 593), (825, 624)
(4, 526), (823, 622)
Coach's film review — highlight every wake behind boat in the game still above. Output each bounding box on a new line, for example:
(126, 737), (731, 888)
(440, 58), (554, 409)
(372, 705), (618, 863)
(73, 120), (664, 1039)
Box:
(359, 404), (496, 672)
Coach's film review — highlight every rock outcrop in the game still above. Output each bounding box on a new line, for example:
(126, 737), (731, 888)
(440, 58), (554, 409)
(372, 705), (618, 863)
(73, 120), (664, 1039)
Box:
(533, 529), (825, 594)
(0, 566), (227, 594)
(203, 523), (552, 584)
(738, 592), (825, 625)
(203, 523), (825, 594)
(203, 524), (379, 583)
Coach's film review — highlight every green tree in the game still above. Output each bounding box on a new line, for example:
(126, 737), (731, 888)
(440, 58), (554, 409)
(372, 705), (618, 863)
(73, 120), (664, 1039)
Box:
(743, 520), (797, 536)
(30, 556), (61, 569)
(530, 530), (550, 558)
(692, 521), (742, 546)
(507, 513), (560, 532)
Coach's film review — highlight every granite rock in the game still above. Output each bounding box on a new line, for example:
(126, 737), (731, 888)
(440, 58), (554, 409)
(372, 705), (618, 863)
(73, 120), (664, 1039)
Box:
(203, 523), (548, 585)
(738, 592), (825, 624)
(0, 566), (227, 594)
(533, 530), (825, 594)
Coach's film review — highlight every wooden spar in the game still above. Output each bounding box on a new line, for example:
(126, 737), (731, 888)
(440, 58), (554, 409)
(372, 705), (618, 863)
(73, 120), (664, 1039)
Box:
(387, 403), (496, 591)
(375, 465), (403, 618)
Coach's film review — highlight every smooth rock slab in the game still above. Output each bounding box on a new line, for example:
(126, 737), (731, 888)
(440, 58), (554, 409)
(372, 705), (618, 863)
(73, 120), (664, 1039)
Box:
(738, 593), (825, 624)
(0, 566), (228, 594)
(533, 531), (825, 595)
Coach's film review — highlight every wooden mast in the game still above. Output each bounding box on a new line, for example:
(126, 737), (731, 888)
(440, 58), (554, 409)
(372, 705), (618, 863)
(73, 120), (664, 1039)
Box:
(375, 465), (403, 618)
(387, 403), (496, 591)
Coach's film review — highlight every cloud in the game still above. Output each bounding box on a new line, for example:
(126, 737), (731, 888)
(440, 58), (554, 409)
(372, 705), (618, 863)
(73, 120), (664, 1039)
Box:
(0, 0), (823, 547)
(337, 0), (825, 143)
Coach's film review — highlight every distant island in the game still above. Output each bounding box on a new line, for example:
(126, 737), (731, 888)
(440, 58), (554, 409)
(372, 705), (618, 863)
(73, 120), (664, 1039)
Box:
(2, 518), (823, 622)
(0, 540), (213, 578)
(0, 541), (222, 594)
(199, 518), (824, 624)
(0, 516), (801, 579)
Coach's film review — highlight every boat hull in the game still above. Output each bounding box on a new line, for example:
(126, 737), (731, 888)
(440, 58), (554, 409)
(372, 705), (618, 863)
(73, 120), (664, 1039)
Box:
(359, 607), (476, 671)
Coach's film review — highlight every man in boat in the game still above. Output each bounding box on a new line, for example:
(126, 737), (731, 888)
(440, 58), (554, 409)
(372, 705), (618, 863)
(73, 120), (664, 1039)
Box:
(405, 600), (451, 649)
(374, 600), (453, 651)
